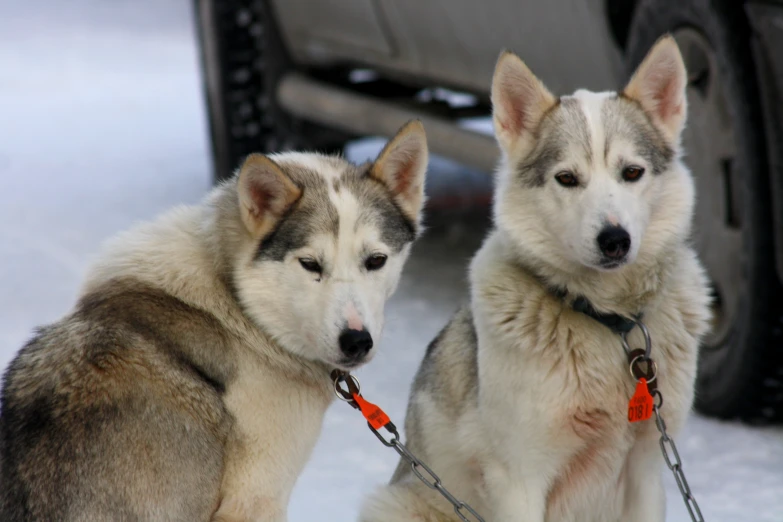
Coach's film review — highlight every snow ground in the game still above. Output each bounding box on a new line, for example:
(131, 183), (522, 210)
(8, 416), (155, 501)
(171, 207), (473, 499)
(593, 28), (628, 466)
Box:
(0, 1), (781, 521)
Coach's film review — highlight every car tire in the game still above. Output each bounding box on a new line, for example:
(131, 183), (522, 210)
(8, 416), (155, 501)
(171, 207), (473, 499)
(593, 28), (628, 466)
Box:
(626, 0), (783, 422)
(194, 0), (352, 183)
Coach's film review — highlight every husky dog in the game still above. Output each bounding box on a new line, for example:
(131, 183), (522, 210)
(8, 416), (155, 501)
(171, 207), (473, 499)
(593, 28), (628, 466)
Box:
(360, 36), (711, 522)
(0, 121), (428, 521)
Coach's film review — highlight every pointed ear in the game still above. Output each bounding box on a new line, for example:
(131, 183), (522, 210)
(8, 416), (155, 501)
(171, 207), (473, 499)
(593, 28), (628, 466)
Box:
(237, 154), (302, 238)
(491, 50), (556, 151)
(623, 35), (688, 141)
(370, 120), (428, 223)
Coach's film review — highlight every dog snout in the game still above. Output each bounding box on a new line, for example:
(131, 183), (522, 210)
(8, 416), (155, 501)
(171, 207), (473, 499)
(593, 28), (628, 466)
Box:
(597, 226), (631, 260)
(339, 328), (373, 361)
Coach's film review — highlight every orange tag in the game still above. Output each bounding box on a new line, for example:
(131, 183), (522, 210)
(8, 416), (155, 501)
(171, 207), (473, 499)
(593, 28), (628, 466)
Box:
(628, 378), (654, 423)
(352, 393), (391, 430)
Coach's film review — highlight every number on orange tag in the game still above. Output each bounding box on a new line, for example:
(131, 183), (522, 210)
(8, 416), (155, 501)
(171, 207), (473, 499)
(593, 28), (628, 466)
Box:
(352, 393), (391, 430)
(628, 378), (653, 423)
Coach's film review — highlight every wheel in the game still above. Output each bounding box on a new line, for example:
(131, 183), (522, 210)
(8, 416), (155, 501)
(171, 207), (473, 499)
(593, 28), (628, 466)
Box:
(194, 0), (353, 183)
(626, 0), (783, 421)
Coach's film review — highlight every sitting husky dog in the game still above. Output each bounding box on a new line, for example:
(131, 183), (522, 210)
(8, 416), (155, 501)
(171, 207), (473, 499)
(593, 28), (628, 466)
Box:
(360, 37), (711, 522)
(0, 121), (428, 521)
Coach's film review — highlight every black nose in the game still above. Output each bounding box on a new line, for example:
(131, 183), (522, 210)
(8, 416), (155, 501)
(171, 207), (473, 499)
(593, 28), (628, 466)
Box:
(339, 329), (373, 360)
(597, 226), (631, 259)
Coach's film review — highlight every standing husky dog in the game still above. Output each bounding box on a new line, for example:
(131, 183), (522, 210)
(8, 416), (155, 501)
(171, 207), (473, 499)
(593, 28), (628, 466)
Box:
(0, 121), (428, 521)
(360, 37), (711, 522)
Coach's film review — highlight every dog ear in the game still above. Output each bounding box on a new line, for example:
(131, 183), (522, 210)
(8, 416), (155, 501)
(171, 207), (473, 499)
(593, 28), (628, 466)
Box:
(491, 50), (556, 151)
(623, 35), (688, 142)
(370, 119), (428, 223)
(237, 154), (302, 238)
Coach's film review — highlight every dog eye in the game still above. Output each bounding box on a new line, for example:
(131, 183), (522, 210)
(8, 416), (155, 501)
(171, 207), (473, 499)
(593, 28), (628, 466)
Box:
(365, 254), (387, 271)
(299, 258), (322, 273)
(555, 171), (579, 187)
(622, 166), (645, 182)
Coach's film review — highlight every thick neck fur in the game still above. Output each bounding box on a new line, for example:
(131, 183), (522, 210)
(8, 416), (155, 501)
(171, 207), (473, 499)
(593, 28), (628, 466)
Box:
(494, 225), (679, 318)
(81, 180), (332, 386)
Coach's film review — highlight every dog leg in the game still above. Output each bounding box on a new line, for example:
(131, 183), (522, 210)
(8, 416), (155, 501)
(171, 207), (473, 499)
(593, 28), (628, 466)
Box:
(211, 495), (287, 522)
(489, 483), (547, 522)
(212, 437), (298, 522)
(621, 448), (665, 522)
(483, 461), (547, 522)
(213, 350), (331, 522)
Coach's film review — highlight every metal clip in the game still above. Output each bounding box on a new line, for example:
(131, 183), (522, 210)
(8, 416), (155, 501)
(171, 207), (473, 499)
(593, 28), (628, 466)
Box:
(620, 318), (652, 359)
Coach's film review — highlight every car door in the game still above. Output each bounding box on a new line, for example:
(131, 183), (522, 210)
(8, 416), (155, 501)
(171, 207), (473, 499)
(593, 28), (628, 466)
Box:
(272, 0), (396, 64)
(273, 0), (625, 97)
(377, 0), (625, 95)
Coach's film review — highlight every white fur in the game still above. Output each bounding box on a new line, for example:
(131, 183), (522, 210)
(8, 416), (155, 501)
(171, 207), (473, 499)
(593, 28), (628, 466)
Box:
(83, 125), (427, 521)
(361, 37), (711, 522)
(83, 202), (331, 522)
(236, 184), (406, 370)
(495, 87), (695, 276)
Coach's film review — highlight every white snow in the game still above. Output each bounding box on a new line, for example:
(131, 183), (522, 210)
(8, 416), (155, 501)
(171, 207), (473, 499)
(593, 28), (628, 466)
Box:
(1, 1), (781, 521)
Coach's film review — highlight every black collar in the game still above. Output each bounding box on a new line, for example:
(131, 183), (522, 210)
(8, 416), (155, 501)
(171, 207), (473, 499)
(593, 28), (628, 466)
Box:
(549, 286), (639, 335)
(570, 295), (638, 334)
(518, 260), (641, 335)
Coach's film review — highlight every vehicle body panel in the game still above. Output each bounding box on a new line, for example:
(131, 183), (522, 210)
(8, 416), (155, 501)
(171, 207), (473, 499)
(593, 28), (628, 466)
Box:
(272, 0), (624, 95)
(273, 0), (395, 61)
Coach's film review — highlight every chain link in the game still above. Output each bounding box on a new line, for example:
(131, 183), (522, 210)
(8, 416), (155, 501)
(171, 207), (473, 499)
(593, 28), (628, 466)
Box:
(333, 371), (485, 522)
(334, 314), (707, 522)
(652, 400), (704, 522)
(623, 319), (705, 522)
(383, 430), (485, 522)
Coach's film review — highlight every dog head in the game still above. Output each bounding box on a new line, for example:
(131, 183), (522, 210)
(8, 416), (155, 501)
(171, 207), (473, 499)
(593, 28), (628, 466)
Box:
(232, 121), (427, 370)
(491, 36), (693, 273)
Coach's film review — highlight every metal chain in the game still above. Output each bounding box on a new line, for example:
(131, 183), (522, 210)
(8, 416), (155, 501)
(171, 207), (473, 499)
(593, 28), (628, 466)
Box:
(623, 320), (705, 522)
(334, 314), (706, 522)
(369, 424), (486, 522)
(332, 372), (485, 522)
(652, 395), (705, 522)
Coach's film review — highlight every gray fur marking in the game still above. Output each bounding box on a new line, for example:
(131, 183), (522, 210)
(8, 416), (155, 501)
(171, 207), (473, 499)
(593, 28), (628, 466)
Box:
(256, 165), (339, 262)
(603, 95), (674, 175)
(344, 167), (416, 253)
(390, 307), (478, 486)
(518, 98), (592, 187)
(256, 160), (416, 263)
(0, 279), (234, 521)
